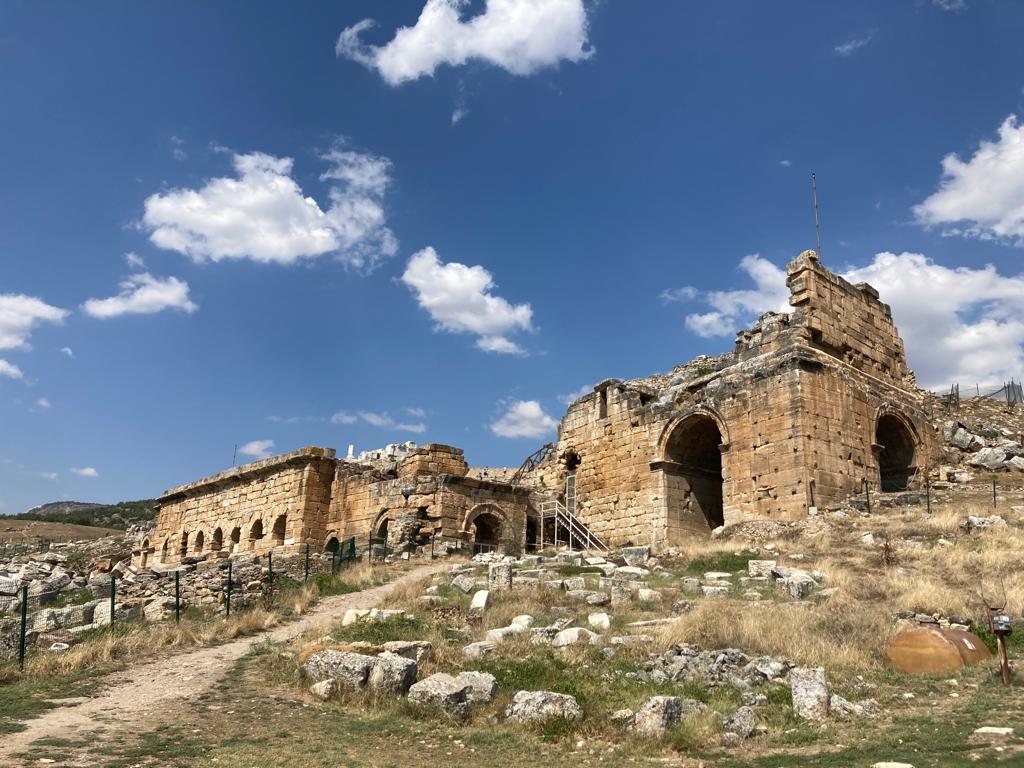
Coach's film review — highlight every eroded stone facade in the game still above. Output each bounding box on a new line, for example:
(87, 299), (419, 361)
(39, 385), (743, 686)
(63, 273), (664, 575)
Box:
(140, 250), (944, 562)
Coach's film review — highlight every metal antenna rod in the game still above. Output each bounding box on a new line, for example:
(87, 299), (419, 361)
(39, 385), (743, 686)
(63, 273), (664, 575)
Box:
(812, 173), (822, 257)
(232, 443), (237, 466)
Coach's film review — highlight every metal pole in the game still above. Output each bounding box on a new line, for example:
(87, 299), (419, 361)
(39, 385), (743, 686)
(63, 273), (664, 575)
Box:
(174, 570), (180, 623)
(267, 552), (273, 588)
(993, 478), (997, 508)
(304, 543), (310, 583)
(18, 583), (28, 671)
(226, 560), (233, 618)
(925, 478), (931, 515)
(109, 574), (116, 628)
(864, 479), (871, 514)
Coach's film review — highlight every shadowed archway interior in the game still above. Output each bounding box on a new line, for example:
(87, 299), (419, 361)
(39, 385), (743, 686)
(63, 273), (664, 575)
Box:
(664, 415), (724, 529)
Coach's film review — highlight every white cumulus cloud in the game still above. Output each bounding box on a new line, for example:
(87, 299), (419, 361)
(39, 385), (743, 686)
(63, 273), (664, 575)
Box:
(490, 399), (558, 439)
(71, 467), (99, 478)
(35, 398), (51, 409)
(0, 360), (24, 380)
(682, 255), (790, 338)
(913, 115), (1024, 246)
(401, 246), (533, 354)
(337, 0), (592, 86)
(680, 251), (1024, 390)
(142, 148), (397, 270)
(60, 347), (74, 358)
(238, 440), (275, 459)
(0, 294), (69, 350)
(82, 273), (198, 318)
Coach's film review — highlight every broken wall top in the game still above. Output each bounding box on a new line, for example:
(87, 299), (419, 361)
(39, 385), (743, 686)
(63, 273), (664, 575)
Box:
(780, 250), (914, 387)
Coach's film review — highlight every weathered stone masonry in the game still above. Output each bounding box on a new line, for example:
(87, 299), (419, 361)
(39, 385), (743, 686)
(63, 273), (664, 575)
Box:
(140, 250), (940, 562)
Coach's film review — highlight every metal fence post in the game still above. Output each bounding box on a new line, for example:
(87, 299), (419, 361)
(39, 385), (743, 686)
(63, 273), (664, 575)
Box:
(267, 552), (273, 588)
(925, 478), (931, 515)
(109, 574), (116, 628)
(304, 543), (310, 583)
(18, 583), (28, 671)
(174, 570), (181, 623)
(226, 560), (233, 618)
(331, 548), (337, 574)
(347, 537), (355, 564)
(864, 479), (871, 514)
(992, 478), (997, 508)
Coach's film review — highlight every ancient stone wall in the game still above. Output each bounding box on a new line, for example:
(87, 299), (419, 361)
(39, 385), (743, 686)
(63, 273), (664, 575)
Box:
(144, 447), (337, 566)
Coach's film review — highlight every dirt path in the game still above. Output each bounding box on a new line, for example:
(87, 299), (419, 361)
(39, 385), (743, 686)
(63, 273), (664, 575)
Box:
(1, 563), (446, 763)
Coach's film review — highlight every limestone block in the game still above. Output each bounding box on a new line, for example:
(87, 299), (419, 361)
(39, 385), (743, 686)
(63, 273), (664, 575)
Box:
(367, 652), (417, 695)
(505, 690), (583, 723)
(632, 696), (684, 737)
(790, 666), (829, 721)
(470, 590), (489, 613)
(303, 651), (376, 689)
(488, 562), (513, 592)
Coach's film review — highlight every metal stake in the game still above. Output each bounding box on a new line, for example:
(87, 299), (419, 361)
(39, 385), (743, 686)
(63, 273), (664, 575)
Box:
(304, 543), (310, 582)
(109, 574), (116, 628)
(18, 584), (28, 670)
(174, 570), (180, 623)
(226, 560), (233, 618)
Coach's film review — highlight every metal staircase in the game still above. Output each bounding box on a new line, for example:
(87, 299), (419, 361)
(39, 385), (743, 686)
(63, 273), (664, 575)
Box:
(537, 498), (609, 552)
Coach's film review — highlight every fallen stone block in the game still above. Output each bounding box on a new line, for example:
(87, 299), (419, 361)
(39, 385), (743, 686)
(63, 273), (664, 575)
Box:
(367, 652), (417, 695)
(551, 627), (602, 647)
(469, 590), (489, 613)
(505, 690), (582, 724)
(632, 696), (683, 737)
(790, 666), (829, 721)
(302, 650), (376, 689)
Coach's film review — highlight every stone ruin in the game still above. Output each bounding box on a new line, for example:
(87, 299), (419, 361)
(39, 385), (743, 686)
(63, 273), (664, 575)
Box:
(134, 249), (1023, 566)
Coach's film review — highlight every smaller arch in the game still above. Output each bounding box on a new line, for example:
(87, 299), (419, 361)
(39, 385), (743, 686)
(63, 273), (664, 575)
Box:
(140, 538), (151, 568)
(160, 538), (169, 563)
(271, 514), (287, 546)
(194, 530), (205, 554)
(229, 526), (241, 551)
(211, 527), (223, 551)
(464, 503), (508, 553)
(249, 518), (264, 549)
(179, 531), (189, 558)
(325, 535), (340, 554)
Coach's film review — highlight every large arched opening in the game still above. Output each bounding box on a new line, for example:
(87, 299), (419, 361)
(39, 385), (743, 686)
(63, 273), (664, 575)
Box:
(876, 413), (917, 491)
(161, 538), (169, 563)
(663, 414), (725, 529)
(325, 536), (340, 554)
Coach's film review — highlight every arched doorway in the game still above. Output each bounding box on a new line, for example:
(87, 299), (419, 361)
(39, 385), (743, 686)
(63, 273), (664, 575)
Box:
(663, 414), (725, 529)
(325, 536), (340, 554)
(525, 515), (539, 552)
(179, 531), (189, 558)
(140, 538), (150, 568)
(468, 505), (505, 553)
(876, 413), (916, 491)
(249, 519), (263, 549)
(230, 527), (241, 551)
(194, 530), (205, 554)
(161, 539), (169, 563)
(271, 514), (286, 546)
(211, 527), (223, 552)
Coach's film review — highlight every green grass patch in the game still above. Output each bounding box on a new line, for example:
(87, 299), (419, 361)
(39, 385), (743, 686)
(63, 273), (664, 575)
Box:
(675, 551), (753, 578)
(331, 615), (429, 645)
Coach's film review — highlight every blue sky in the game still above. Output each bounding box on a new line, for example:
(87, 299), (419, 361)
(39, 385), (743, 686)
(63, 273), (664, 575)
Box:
(3, 0), (1024, 513)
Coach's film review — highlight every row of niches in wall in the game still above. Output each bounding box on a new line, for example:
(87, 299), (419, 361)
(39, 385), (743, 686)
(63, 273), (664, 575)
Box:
(151, 514), (289, 564)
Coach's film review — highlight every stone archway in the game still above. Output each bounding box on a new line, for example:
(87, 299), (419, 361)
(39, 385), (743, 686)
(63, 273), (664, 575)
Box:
(875, 411), (918, 491)
(161, 538), (169, 563)
(271, 514), (287, 546)
(248, 519), (263, 550)
(140, 538), (150, 568)
(179, 531), (189, 558)
(211, 527), (223, 552)
(464, 504), (507, 554)
(659, 412), (726, 530)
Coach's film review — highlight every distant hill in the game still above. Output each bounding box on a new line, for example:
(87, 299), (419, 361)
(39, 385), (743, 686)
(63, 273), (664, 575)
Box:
(14, 499), (158, 530)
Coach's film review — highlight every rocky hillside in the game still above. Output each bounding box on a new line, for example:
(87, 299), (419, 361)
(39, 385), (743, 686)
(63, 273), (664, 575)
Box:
(15, 499), (157, 530)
